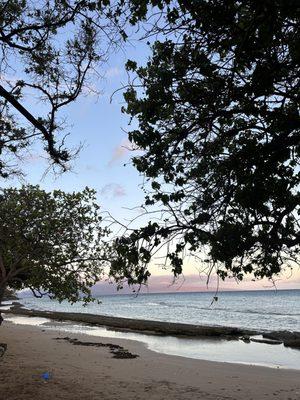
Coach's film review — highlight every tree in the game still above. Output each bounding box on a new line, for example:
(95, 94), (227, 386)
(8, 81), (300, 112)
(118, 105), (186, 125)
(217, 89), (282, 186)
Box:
(0, 0), (122, 177)
(0, 185), (110, 324)
(111, 0), (300, 285)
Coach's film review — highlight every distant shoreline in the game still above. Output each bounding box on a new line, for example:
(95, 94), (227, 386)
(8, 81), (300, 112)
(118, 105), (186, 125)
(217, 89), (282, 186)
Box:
(15, 287), (300, 298)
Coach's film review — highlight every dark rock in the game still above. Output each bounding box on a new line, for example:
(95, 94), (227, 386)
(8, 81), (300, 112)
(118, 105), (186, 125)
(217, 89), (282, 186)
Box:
(11, 302), (23, 308)
(263, 331), (300, 349)
(263, 330), (300, 341)
(240, 335), (251, 343)
(224, 335), (239, 341)
(283, 339), (300, 349)
(250, 338), (282, 345)
(3, 306), (258, 338)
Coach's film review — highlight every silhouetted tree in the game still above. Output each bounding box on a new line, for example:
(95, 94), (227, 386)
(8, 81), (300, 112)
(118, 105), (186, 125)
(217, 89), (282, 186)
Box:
(0, 0), (121, 177)
(0, 185), (110, 324)
(111, 0), (300, 285)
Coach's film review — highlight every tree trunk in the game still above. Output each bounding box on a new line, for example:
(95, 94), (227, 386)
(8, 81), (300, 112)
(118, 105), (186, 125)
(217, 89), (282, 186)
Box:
(0, 285), (6, 326)
(0, 284), (8, 359)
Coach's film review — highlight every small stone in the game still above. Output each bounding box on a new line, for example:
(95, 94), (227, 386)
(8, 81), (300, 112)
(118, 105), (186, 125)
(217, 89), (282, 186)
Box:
(240, 335), (251, 343)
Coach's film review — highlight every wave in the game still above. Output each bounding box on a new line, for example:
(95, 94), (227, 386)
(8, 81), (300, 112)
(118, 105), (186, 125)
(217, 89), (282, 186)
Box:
(212, 307), (300, 317)
(144, 301), (300, 317)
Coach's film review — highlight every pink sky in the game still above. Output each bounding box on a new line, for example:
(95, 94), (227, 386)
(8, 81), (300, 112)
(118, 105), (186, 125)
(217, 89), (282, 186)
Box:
(92, 272), (300, 295)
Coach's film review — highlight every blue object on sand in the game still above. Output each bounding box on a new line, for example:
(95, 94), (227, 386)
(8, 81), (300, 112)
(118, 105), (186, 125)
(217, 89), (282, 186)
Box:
(41, 372), (50, 381)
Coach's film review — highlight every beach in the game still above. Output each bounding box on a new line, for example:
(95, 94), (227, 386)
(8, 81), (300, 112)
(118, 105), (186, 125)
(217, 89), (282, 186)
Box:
(1, 319), (300, 400)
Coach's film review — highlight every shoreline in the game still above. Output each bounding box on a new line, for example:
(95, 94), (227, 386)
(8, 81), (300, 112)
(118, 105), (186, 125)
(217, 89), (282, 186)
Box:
(2, 305), (300, 370)
(4, 312), (300, 370)
(2, 303), (258, 338)
(3, 303), (300, 349)
(1, 319), (300, 400)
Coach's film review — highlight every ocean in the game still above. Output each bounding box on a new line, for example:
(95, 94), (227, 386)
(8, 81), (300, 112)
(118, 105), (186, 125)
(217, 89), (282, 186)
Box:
(18, 289), (300, 333)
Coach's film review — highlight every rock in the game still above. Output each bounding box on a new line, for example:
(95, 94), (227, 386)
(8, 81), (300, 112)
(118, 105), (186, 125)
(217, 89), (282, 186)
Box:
(11, 302), (23, 308)
(224, 335), (239, 341)
(263, 331), (300, 349)
(263, 330), (300, 341)
(3, 306), (258, 338)
(250, 337), (282, 345)
(240, 335), (251, 343)
(283, 339), (300, 349)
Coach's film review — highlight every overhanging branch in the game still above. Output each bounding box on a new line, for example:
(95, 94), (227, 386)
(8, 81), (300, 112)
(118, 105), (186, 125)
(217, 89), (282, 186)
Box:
(0, 84), (68, 167)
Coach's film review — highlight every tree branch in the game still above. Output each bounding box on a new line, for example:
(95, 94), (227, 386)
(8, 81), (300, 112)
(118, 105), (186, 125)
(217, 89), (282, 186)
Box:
(0, 84), (68, 167)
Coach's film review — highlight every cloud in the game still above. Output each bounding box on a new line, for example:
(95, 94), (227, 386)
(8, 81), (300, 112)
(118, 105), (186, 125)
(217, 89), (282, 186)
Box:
(105, 67), (122, 79)
(108, 138), (132, 166)
(100, 183), (126, 198)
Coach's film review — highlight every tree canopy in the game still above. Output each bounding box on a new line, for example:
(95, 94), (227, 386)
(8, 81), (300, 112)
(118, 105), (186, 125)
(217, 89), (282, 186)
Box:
(1, 1), (299, 294)
(111, 0), (300, 285)
(0, 185), (110, 310)
(0, 0), (122, 177)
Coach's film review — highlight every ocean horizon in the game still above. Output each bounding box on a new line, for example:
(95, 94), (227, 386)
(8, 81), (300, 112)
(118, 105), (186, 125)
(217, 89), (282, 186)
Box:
(16, 288), (300, 333)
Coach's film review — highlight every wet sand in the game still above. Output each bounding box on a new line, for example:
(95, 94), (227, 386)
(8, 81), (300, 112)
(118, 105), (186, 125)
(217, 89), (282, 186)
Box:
(1, 320), (300, 400)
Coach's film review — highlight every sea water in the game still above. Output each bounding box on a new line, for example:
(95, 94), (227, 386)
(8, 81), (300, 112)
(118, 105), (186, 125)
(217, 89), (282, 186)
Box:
(18, 289), (300, 332)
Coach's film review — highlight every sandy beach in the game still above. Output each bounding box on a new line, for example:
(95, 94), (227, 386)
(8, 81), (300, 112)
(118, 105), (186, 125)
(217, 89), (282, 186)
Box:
(1, 320), (300, 400)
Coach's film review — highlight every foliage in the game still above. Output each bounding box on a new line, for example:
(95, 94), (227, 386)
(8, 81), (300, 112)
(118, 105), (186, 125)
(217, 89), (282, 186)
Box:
(0, 0), (121, 177)
(0, 185), (110, 305)
(111, 0), (300, 284)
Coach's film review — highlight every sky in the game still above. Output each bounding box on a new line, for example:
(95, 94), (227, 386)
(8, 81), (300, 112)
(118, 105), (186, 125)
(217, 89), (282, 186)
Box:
(5, 31), (300, 294)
